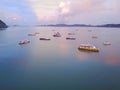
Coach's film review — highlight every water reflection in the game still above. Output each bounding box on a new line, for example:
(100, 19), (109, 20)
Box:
(25, 27), (120, 66)
(0, 27), (120, 89)
(76, 49), (91, 60)
(0, 28), (7, 30)
(102, 50), (120, 65)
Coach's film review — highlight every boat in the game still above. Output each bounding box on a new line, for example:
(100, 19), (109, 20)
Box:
(53, 32), (61, 37)
(88, 30), (92, 32)
(19, 40), (30, 45)
(78, 44), (99, 52)
(39, 38), (51, 40)
(66, 37), (76, 40)
(28, 33), (36, 36)
(68, 33), (75, 35)
(103, 41), (111, 45)
(92, 36), (98, 39)
(35, 32), (40, 34)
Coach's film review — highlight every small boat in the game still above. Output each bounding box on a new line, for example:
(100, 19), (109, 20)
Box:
(19, 40), (30, 45)
(52, 30), (55, 31)
(53, 32), (61, 37)
(68, 33), (75, 35)
(92, 36), (98, 39)
(88, 30), (92, 32)
(103, 41), (111, 45)
(28, 33), (36, 36)
(35, 32), (40, 34)
(66, 37), (76, 40)
(78, 44), (99, 52)
(39, 38), (51, 40)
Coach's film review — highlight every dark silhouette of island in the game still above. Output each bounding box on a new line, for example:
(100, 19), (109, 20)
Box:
(38, 24), (120, 28)
(96, 24), (120, 27)
(10, 23), (120, 28)
(39, 24), (92, 27)
(0, 20), (8, 28)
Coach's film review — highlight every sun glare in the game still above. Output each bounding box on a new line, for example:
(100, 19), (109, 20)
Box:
(59, 2), (65, 8)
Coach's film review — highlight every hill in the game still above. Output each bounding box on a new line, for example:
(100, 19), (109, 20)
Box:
(97, 24), (120, 27)
(0, 20), (8, 28)
(39, 24), (120, 28)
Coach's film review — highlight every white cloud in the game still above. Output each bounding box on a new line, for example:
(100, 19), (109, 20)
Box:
(34, 0), (114, 24)
(1, 0), (120, 25)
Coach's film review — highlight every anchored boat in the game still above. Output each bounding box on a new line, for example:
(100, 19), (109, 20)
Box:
(53, 32), (61, 37)
(78, 44), (99, 52)
(19, 40), (30, 45)
(66, 37), (76, 40)
(28, 33), (36, 36)
(39, 38), (51, 40)
(103, 41), (111, 45)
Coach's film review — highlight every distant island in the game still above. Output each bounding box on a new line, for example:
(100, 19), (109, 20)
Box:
(96, 24), (120, 27)
(0, 20), (8, 28)
(37, 24), (92, 27)
(9, 23), (120, 28)
(37, 24), (120, 28)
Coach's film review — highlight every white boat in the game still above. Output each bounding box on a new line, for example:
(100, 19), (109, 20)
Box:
(103, 41), (111, 45)
(19, 40), (30, 45)
(28, 32), (39, 36)
(53, 32), (61, 37)
(78, 44), (99, 52)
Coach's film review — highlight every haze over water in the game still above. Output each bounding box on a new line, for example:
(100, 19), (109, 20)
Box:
(0, 26), (120, 90)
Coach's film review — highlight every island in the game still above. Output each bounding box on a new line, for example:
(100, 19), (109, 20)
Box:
(0, 20), (8, 28)
(37, 24), (120, 28)
(97, 24), (120, 28)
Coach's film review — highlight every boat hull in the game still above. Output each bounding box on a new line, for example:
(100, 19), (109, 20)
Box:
(78, 47), (99, 52)
(19, 40), (30, 45)
(66, 37), (76, 40)
(53, 35), (61, 37)
(39, 38), (51, 40)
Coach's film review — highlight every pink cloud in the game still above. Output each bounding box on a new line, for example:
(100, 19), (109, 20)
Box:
(37, 14), (58, 24)
(0, 10), (22, 23)
(37, 0), (118, 24)
(112, 0), (120, 14)
(54, 0), (108, 23)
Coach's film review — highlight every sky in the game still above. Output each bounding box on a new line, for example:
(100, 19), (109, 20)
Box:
(0, 0), (120, 25)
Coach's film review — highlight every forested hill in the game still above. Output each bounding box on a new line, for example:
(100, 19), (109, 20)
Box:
(0, 20), (8, 28)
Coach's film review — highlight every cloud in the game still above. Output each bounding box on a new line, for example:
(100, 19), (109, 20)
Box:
(112, 0), (120, 14)
(35, 0), (112, 24)
(1, 0), (120, 25)
(0, 0), (37, 25)
(56, 0), (120, 24)
(52, 0), (108, 24)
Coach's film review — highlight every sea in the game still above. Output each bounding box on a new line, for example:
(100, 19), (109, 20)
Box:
(0, 26), (120, 90)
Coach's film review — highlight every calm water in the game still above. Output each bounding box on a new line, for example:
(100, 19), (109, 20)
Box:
(0, 26), (120, 90)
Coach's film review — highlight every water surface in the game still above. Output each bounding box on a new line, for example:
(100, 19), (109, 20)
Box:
(0, 26), (120, 90)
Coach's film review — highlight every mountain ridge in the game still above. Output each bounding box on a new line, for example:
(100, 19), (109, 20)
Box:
(37, 24), (120, 28)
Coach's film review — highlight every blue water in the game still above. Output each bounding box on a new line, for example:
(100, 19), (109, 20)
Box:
(0, 26), (120, 90)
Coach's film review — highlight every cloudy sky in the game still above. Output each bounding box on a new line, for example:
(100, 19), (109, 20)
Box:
(0, 0), (120, 25)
